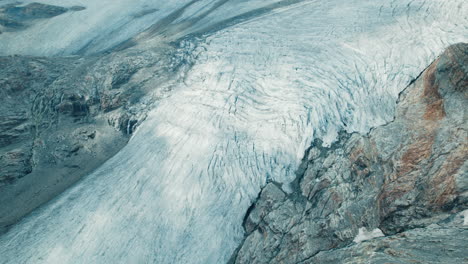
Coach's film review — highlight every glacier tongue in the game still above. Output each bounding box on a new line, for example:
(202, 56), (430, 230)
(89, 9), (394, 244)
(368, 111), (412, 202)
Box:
(0, 0), (467, 263)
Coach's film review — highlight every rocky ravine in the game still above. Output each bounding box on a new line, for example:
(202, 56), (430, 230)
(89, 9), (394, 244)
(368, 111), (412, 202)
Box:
(0, 43), (190, 233)
(231, 44), (467, 264)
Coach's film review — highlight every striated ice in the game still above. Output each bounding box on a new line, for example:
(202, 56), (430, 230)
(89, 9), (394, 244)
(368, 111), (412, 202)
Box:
(0, 0), (467, 264)
(0, 0), (290, 56)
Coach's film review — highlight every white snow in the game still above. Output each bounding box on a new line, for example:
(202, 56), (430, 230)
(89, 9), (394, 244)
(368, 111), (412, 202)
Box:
(353, 227), (385, 243)
(0, 0), (466, 263)
(0, 0), (289, 56)
(0, 0), (203, 55)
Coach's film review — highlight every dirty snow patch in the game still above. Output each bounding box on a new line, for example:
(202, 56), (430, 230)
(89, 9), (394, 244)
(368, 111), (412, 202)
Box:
(353, 227), (385, 243)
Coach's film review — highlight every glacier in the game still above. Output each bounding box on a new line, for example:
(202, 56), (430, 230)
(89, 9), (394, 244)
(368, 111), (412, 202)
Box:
(0, 0), (467, 263)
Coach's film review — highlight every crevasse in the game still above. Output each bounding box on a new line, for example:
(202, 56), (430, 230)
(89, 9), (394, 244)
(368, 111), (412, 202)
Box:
(0, 0), (466, 263)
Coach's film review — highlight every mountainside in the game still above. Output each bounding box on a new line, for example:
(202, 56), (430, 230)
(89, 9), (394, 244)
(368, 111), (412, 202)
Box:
(0, 45), (190, 233)
(232, 43), (468, 264)
(0, 1), (466, 263)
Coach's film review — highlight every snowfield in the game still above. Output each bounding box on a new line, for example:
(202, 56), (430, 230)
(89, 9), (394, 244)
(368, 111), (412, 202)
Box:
(0, 0), (466, 263)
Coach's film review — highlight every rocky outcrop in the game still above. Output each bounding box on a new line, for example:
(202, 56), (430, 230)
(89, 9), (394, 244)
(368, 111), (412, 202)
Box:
(231, 43), (467, 263)
(309, 211), (467, 263)
(0, 44), (187, 233)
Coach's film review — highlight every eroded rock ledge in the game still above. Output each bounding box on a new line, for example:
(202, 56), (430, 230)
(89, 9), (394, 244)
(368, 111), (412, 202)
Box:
(231, 43), (467, 263)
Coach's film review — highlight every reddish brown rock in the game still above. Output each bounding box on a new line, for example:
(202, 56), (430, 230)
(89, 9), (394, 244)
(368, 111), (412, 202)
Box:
(232, 43), (467, 264)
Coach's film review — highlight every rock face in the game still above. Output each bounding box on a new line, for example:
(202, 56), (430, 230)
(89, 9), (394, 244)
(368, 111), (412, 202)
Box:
(0, 44), (186, 233)
(231, 43), (467, 263)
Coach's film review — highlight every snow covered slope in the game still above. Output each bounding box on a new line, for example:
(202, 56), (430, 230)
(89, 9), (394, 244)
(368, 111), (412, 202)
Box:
(0, 0), (466, 263)
(0, 0), (290, 55)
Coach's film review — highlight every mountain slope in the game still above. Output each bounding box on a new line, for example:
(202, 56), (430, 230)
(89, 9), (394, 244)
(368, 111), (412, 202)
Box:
(232, 43), (468, 264)
(0, 1), (466, 263)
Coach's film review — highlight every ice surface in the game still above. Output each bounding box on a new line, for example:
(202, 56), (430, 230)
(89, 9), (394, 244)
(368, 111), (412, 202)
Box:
(0, 0), (180, 55)
(0, 0), (467, 263)
(0, 0), (288, 56)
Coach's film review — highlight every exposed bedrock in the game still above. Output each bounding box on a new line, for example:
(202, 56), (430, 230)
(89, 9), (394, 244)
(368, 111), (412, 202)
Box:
(0, 44), (190, 233)
(231, 43), (467, 264)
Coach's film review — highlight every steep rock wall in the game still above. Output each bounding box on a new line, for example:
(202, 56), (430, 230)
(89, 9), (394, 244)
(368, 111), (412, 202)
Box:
(232, 43), (467, 264)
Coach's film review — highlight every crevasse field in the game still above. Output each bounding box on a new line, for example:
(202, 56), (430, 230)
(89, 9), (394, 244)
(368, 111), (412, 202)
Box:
(0, 0), (466, 263)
